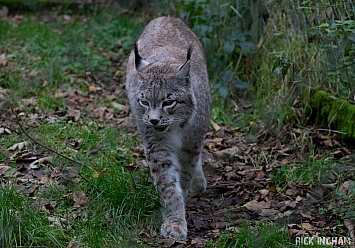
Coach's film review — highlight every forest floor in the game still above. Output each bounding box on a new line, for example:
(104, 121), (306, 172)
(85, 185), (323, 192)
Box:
(1, 4), (355, 248)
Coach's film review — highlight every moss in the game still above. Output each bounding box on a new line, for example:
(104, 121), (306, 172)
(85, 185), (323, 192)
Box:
(310, 90), (355, 141)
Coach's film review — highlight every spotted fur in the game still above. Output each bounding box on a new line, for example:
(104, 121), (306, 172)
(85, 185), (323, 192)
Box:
(126, 16), (210, 240)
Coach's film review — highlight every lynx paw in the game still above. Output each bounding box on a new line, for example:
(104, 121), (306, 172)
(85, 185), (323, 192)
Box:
(189, 176), (207, 195)
(160, 218), (187, 240)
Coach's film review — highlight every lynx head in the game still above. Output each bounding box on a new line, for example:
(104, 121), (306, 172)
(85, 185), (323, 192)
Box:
(133, 43), (195, 133)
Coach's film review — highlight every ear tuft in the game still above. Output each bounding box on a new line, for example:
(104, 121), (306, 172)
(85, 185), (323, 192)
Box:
(186, 45), (192, 61)
(177, 45), (192, 79)
(134, 42), (149, 71)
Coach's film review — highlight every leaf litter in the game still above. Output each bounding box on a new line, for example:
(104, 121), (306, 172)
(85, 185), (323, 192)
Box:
(0, 6), (354, 247)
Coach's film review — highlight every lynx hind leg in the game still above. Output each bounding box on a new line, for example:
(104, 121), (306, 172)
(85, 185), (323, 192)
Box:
(189, 155), (207, 195)
(149, 156), (188, 240)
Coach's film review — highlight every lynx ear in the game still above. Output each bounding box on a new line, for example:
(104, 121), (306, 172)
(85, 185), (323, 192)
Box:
(134, 42), (149, 71)
(177, 45), (192, 79)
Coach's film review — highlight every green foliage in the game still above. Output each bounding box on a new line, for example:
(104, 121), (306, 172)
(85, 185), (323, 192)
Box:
(332, 181), (355, 220)
(176, 0), (255, 101)
(206, 221), (295, 248)
(308, 20), (355, 100)
(272, 154), (336, 190)
(0, 11), (142, 101)
(1, 120), (159, 247)
(310, 90), (355, 141)
(0, 185), (71, 247)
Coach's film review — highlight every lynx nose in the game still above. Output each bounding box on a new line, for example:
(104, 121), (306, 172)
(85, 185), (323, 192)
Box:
(148, 109), (161, 126)
(149, 119), (160, 126)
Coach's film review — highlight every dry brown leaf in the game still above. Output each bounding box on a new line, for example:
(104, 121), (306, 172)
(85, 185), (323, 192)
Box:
(213, 146), (239, 160)
(0, 127), (11, 134)
(300, 210), (315, 220)
(259, 209), (279, 217)
(66, 242), (80, 248)
(338, 181), (352, 194)
(315, 221), (326, 227)
(0, 53), (7, 66)
(210, 119), (221, 131)
(68, 109), (81, 122)
(94, 106), (107, 119)
(88, 85), (97, 93)
(323, 139), (333, 147)
(289, 228), (306, 237)
(0, 165), (11, 175)
(161, 238), (176, 247)
(298, 222), (316, 231)
(243, 200), (271, 210)
(204, 137), (223, 150)
(54, 92), (68, 98)
(7, 141), (28, 151)
(73, 191), (88, 207)
(258, 189), (271, 200)
(29, 156), (53, 169)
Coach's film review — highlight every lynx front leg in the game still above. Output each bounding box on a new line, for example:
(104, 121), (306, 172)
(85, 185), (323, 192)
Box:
(180, 153), (207, 197)
(189, 154), (207, 195)
(148, 154), (187, 240)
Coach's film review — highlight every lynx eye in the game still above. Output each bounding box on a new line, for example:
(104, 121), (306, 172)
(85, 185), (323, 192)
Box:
(139, 100), (150, 108)
(162, 99), (176, 108)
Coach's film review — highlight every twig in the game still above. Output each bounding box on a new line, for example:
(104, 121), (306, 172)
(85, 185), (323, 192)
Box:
(315, 128), (347, 135)
(10, 103), (102, 193)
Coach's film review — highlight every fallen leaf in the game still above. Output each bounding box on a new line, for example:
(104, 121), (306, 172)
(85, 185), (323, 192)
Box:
(111, 101), (125, 111)
(323, 139), (333, 147)
(243, 200), (271, 210)
(300, 210), (315, 220)
(213, 146), (239, 160)
(73, 191), (88, 207)
(259, 209), (279, 217)
(315, 221), (326, 227)
(161, 238), (176, 247)
(258, 189), (271, 200)
(210, 119), (221, 131)
(5, 167), (17, 176)
(226, 226), (240, 233)
(0, 165), (11, 175)
(68, 109), (81, 122)
(7, 141), (28, 151)
(88, 85), (97, 93)
(29, 156), (53, 169)
(289, 228), (306, 237)
(0, 53), (7, 66)
(298, 222), (316, 231)
(204, 137), (223, 149)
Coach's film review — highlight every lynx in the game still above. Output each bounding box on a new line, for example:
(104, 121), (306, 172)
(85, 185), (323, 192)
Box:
(126, 16), (210, 240)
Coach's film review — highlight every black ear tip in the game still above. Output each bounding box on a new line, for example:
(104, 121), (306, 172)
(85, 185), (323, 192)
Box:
(134, 41), (141, 69)
(187, 45), (192, 61)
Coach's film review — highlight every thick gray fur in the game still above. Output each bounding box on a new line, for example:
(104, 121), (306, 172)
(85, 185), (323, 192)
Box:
(126, 16), (210, 240)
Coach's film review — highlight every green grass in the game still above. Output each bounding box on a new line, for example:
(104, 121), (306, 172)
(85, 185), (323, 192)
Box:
(0, 10), (141, 107)
(205, 220), (332, 248)
(1, 120), (160, 247)
(0, 184), (71, 247)
(272, 153), (337, 191)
